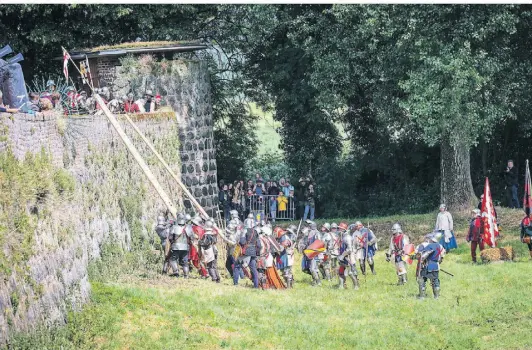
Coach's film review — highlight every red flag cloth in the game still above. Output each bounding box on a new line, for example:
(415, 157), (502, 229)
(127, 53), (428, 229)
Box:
(481, 177), (499, 247)
(524, 160), (532, 215)
(62, 48), (70, 80)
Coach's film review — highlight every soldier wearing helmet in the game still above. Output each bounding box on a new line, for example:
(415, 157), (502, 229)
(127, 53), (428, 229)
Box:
(416, 232), (446, 299)
(224, 221), (241, 279)
(303, 220), (323, 286)
(337, 222), (359, 290)
(168, 214), (193, 278)
(236, 222), (262, 288)
(352, 221), (378, 275)
(244, 213), (256, 229)
(276, 227), (295, 288)
(317, 223), (333, 281)
(328, 223), (341, 274)
(198, 219), (220, 283)
(286, 224), (298, 243)
(188, 215), (209, 278)
(386, 223), (411, 285)
(155, 215), (171, 274)
(467, 208), (484, 263)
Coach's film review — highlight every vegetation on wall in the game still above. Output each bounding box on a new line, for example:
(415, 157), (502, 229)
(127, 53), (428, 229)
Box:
(0, 149), (75, 275)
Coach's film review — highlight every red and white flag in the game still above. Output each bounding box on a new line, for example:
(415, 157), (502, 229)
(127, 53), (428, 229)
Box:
(481, 177), (499, 247)
(62, 48), (70, 81)
(523, 159), (532, 215)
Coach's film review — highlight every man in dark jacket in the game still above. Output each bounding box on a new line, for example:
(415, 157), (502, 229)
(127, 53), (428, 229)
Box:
(218, 184), (231, 224)
(235, 224), (262, 288)
(504, 159), (519, 208)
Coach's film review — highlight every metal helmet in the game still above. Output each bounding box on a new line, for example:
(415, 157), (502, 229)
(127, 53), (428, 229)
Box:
(146, 89), (154, 96)
(46, 79), (55, 87)
(127, 92), (134, 100)
(262, 226), (272, 236)
(230, 210), (239, 218)
(191, 215), (203, 226)
(322, 223), (331, 231)
(355, 221), (363, 228)
(286, 224), (297, 235)
(247, 213), (254, 219)
(185, 214), (192, 222)
(431, 231), (442, 242)
(338, 222), (348, 231)
(157, 216), (166, 226)
(331, 223), (338, 230)
(121, 95), (128, 102)
(255, 226), (262, 235)
(227, 222), (237, 233)
(472, 209), (481, 216)
(306, 220), (317, 230)
(204, 220), (214, 231)
(392, 223), (402, 234)
(301, 227), (310, 235)
(176, 213), (186, 225)
(439, 204), (446, 210)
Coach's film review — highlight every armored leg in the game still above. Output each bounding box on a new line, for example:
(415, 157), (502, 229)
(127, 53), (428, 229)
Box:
(338, 265), (346, 289)
(368, 257), (376, 275)
(169, 250), (180, 277)
(226, 255), (234, 278)
(322, 260), (332, 281)
(233, 260), (241, 286)
(417, 277), (426, 299)
(283, 267), (293, 288)
(249, 257), (259, 288)
(162, 261), (169, 275)
(359, 259), (366, 275)
(431, 272), (440, 299)
(348, 264), (359, 290)
(309, 259), (321, 286)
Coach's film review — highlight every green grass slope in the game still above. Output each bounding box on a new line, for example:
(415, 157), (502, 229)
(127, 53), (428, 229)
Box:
(11, 209), (532, 350)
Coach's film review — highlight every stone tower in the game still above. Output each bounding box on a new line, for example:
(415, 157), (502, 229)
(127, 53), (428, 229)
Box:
(70, 42), (218, 215)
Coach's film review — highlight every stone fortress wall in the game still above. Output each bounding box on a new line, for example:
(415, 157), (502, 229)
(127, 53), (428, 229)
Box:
(0, 56), (217, 342)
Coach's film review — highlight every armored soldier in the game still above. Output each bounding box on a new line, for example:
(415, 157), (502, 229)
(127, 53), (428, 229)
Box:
(198, 220), (220, 283)
(276, 227), (295, 288)
(286, 224), (298, 243)
(467, 209), (484, 263)
(306, 220), (323, 286)
(337, 222), (359, 289)
(155, 215), (171, 274)
(224, 221), (243, 278)
(189, 215), (209, 278)
(318, 223), (332, 281)
(229, 209), (241, 226)
(329, 223), (341, 274)
(386, 223), (410, 285)
(352, 221), (377, 275)
(416, 233), (445, 299)
(257, 226), (271, 288)
(237, 221), (262, 288)
(168, 214), (193, 278)
(244, 213), (255, 229)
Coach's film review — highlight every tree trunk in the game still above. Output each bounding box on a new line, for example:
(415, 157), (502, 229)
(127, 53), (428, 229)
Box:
(440, 139), (477, 211)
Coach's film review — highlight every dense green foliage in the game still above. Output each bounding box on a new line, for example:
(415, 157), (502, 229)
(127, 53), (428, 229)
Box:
(9, 210), (532, 349)
(3, 4), (532, 214)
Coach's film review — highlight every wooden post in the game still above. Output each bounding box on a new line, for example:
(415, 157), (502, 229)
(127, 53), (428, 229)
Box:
(94, 95), (178, 219)
(122, 113), (209, 219)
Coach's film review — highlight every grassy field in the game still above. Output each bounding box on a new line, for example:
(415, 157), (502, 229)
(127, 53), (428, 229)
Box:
(11, 209), (532, 349)
(247, 103), (282, 155)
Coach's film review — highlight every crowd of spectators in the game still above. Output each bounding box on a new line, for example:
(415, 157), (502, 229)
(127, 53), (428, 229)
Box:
(218, 173), (316, 223)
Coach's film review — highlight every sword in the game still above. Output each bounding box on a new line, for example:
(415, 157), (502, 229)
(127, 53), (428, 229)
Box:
(440, 268), (454, 277)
